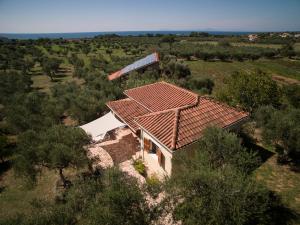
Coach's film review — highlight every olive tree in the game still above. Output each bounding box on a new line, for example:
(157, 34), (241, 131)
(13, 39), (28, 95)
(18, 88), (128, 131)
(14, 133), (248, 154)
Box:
(15, 125), (91, 186)
(217, 71), (281, 111)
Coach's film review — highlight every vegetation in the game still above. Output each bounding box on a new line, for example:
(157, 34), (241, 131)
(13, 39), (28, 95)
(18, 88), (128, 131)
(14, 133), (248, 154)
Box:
(169, 128), (271, 225)
(0, 33), (300, 224)
(133, 159), (146, 176)
(255, 106), (300, 164)
(0, 168), (155, 225)
(14, 125), (91, 186)
(217, 70), (281, 111)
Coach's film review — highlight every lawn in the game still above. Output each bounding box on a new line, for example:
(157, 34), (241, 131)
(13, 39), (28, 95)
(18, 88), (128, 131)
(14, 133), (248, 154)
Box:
(255, 155), (300, 224)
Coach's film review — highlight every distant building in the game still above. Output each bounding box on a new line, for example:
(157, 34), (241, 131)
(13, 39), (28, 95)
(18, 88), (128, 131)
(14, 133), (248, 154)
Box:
(248, 34), (258, 41)
(280, 33), (292, 38)
(294, 34), (300, 38)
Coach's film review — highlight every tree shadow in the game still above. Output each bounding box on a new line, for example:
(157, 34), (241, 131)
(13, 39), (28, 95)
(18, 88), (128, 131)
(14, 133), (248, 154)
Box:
(30, 70), (43, 76)
(240, 131), (274, 164)
(0, 160), (12, 193)
(266, 192), (300, 225)
(0, 160), (12, 177)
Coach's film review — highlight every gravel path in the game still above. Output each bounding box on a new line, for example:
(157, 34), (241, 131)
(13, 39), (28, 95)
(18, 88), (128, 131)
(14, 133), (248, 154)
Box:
(87, 144), (114, 169)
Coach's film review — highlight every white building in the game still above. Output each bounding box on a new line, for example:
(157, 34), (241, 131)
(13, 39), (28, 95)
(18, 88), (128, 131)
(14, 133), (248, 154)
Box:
(107, 82), (249, 176)
(248, 34), (258, 41)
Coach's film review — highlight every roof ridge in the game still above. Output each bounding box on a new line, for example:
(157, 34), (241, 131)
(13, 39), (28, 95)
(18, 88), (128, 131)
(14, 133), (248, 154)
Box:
(134, 95), (200, 121)
(171, 108), (180, 150)
(134, 107), (176, 120)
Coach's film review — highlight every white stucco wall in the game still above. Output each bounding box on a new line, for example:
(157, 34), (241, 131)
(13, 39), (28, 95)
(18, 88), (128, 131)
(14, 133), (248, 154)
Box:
(140, 129), (173, 176)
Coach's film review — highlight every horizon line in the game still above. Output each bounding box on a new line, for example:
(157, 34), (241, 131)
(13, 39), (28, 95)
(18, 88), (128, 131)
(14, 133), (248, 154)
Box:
(1, 29), (300, 35)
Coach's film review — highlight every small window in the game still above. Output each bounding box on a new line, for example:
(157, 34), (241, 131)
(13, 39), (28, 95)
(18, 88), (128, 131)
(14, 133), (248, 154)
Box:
(150, 141), (157, 154)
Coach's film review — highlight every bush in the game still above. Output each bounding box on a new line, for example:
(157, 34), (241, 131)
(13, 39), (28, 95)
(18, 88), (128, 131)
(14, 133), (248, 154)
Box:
(133, 159), (146, 176)
(217, 71), (281, 111)
(145, 175), (162, 198)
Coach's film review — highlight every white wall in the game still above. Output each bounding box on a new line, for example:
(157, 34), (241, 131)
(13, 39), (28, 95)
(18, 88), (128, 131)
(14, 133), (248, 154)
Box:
(140, 129), (173, 176)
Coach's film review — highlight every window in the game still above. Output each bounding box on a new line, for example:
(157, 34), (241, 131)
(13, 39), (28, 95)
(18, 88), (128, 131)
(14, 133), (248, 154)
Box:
(144, 138), (150, 152)
(150, 141), (158, 154)
(160, 153), (165, 170)
(157, 149), (165, 170)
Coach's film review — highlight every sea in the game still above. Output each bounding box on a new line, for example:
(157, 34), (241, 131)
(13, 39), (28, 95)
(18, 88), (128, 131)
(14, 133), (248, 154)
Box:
(0, 31), (254, 40)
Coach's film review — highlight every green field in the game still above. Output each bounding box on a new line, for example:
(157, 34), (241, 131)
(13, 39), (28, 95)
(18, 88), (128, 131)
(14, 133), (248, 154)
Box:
(186, 58), (300, 90)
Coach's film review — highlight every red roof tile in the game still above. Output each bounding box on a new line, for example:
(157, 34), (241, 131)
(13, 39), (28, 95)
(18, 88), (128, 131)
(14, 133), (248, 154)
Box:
(106, 82), (249, 151)
(124, 81), (198, 112)
(108, 70), (122, 81)
(135, 97), (249, 150)
(106, 98), (150, 132)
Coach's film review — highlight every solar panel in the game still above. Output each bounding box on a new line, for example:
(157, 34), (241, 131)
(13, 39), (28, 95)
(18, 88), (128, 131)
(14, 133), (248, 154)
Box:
(108, 52), (159, 80)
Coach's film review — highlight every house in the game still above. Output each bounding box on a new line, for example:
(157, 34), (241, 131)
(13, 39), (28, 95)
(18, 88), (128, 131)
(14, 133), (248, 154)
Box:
(294, 34), (300, 38)
(280, 32), (292, 38)
(107, 82), (249, 176)
(248, 34), (258, 41)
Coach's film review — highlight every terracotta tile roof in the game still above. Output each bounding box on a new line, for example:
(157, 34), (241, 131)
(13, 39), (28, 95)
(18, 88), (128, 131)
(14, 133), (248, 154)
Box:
(124, 81), (199, 112)
(135, 97), (249, 150)
(106, 98), (150, 132)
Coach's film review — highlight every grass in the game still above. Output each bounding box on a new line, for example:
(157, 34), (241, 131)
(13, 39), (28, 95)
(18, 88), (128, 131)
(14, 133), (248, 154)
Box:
(186, 58), (300, 90)
(31, 64), (84, 92)
(294, 43), (300, 52)
(0, 164), (82, 219)
(255, 156), (300, 224)
(0, 167), (57, 218)
(184, 40), (283, 49)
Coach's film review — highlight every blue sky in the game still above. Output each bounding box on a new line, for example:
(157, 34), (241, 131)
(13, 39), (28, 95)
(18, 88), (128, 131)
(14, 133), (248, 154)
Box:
(0, 0), (299, 33)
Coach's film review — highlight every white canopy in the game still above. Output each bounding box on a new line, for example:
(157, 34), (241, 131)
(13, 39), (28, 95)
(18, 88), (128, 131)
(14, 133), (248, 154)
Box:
(80, 112), (125, 142)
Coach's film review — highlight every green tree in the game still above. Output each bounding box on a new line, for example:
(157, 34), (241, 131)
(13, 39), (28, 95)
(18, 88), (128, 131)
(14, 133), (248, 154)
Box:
(0, 71), (32, 105)
(217, 71), (281, 111)
(84, 168), (154, 225)
(22, 57), (35, 74)
(1, 168), (155, 225)
(195, 127), (260, 173)
(14, 125), (90, 186)
(168, 127), (269, 225)
(280, 43), (296, 58)
(255, 106), (300, 162)
(160, 35), (176, 50)
(41, 57), (62, 81)
(105, 48), (113, 57)
(5, 92), (60, 133)
(284, 84), (300, 108)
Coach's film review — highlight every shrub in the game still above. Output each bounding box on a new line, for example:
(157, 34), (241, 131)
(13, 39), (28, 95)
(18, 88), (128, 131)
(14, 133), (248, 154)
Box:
(133, 159), (146, 176)
(145, 174), (162, 198)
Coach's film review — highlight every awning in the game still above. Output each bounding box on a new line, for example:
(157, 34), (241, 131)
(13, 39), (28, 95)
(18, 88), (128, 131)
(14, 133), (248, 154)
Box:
(80, 112), (126, 142)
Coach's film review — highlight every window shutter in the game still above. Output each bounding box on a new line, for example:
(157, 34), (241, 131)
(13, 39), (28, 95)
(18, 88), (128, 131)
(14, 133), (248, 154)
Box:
(144, 138), (150, 152)
(157, 149), (162, 166)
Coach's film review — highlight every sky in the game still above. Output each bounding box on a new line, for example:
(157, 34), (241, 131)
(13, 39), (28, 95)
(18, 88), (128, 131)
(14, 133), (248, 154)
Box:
(0, 0), (299, 33)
